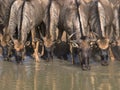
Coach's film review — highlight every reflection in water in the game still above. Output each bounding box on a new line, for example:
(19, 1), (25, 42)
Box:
(0, 58), (120, 90)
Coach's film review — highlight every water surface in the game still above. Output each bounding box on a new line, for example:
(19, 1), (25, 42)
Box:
(0, 57), (120, 90)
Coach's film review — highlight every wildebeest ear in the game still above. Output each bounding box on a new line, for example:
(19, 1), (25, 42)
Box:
(109, 40), (118, 47)
(13, 39), (19, 45)
(97, 38), (109, 49)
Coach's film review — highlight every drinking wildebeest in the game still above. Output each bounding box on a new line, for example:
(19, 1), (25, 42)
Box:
(48, 0), (91, 70)
(88, 0), (111, 65)
(89, 0), (120, 65)
(0, 0), (15, 60)
(109, 0), (120, 60)
(7, 0), (51, 63)
(76, 0), (112, 66)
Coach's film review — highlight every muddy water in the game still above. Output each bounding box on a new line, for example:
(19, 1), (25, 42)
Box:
(0, 57), (120, 90)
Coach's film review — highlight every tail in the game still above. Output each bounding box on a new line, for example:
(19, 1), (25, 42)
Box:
(18, 0), (26, 41)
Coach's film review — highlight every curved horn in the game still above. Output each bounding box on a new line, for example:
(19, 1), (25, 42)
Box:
(70, 40), (79, 48)
(68, 32), (78, 40)
(25, 41), (30, 46)
(92, 31), (99, 37)
(39, 43), (44, 57)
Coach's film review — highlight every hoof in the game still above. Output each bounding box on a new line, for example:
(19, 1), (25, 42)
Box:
(19, 61), (23, 65)
(46, 58), (50, 62)
(87, 65), (91, 70)
(16, 60), (23, 64)
(72, 61), (75, 64)
(4, 57), (9, 61)
(82, 65), (91, 71)
(82, 65), (88, 71)
(101, 61), (109, 66)
(46, 57), (53, 62)
(35, 59), (40, 62)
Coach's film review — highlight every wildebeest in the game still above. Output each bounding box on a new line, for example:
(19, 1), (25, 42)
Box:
(7, 0), (51, 63)
(1, 0), (119, 70)
(88, 0), (120, 65)
(75, 0), (112, 66)
(109, 0), (120, 60)
(48, 0), (91, 70)
(53, 41), (70, 60)
(0, 0), (15, 60)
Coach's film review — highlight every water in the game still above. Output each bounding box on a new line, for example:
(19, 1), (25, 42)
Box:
(0, 57), (120, 90)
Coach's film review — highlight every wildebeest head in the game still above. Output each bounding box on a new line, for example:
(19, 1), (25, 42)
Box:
(78, 36), (91, 70)
(13, 39), (30, 63)
(97, 38), (110, 66)
(69, 35), (91, 70)
(42, 36), (56, 61)
(90, 37), (110, 66)
(13, 40), (24, 62)
(0, 33), (11, 60)
(53, 41), (70, 60)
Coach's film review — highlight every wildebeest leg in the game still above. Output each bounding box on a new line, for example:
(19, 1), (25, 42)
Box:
(31, 29), (36, 49)
(70, 44), (75, 64)
(46, 48), (54, 62)
(0, 33), (10, 61)
(31, 29), (39, 61)
(50, 46), (54, 61)
(7, 45), (13, 62)
(114, 8), (120, 40)
(3, 14), (17, 60)
(2, 46), (8, 61)
(78, 52), (82, 66)
(31, 28), (40, 62)
(34, 41), (40, 62)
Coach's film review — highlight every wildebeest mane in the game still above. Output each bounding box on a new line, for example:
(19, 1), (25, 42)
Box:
(18, 0), (35, 40)
(75, 0), (84, 37)
(88, 1), (103, 38)
(44, 0), (52, 38)
(18, 0), (26, 40)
